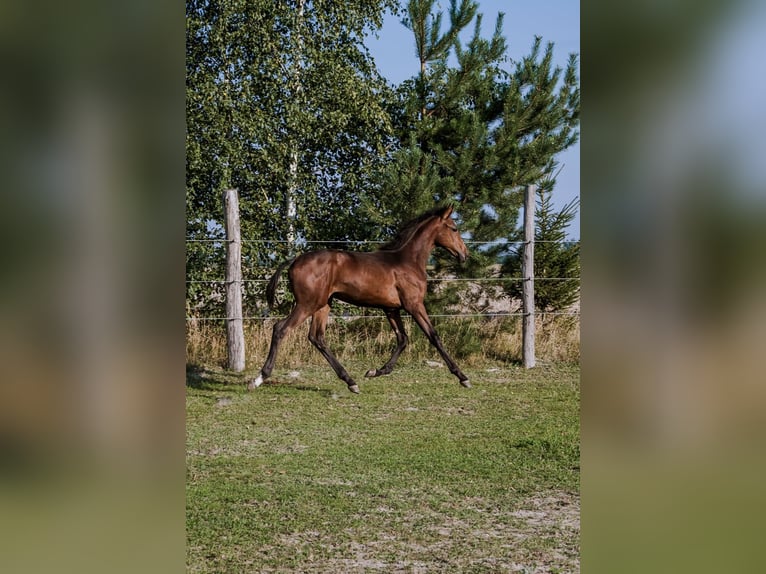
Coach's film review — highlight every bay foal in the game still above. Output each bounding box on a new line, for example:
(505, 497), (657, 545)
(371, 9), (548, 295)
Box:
(249, 205), (470, 393)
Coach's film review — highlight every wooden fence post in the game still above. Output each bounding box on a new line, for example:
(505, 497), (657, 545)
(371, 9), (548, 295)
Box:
(223, 188), (246, 372)
(522, 184), (536, 368)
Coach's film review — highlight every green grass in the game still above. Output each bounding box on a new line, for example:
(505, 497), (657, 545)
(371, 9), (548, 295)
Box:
(186, 361), (580, 572)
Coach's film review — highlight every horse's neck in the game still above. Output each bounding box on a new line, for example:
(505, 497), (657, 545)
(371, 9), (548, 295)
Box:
(399, 220), (437, 270)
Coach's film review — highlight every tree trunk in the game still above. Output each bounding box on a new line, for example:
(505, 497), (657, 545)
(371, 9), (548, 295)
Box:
(285, 0), (306, 249)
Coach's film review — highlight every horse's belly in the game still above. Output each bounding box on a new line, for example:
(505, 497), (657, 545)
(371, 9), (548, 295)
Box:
(333, 279), (399, 308)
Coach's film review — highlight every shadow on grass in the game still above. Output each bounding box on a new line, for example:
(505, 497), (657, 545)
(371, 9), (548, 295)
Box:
(186, 363), (249, 391)
(186, 363), (343, 397)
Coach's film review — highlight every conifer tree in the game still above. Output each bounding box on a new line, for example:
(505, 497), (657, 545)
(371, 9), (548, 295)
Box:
(365, 0), (579, 312)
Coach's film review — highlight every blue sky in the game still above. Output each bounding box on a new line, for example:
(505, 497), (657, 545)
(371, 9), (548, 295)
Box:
(366, 0), (580, 239)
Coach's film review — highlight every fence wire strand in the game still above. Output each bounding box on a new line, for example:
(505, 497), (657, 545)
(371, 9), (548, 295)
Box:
(186, 238), (579, 245)
(186, 311), (580, 321)
(186, 277), (579, 284)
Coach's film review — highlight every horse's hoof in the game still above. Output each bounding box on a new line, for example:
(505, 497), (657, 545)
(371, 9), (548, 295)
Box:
(248, 374), (263, 390)
(348, 384), (360, 394)
(460, 379), (472, 388)
(364, 369), (377, 378)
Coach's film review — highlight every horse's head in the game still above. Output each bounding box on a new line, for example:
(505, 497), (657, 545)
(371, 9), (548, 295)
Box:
(434, 205), (468, 263)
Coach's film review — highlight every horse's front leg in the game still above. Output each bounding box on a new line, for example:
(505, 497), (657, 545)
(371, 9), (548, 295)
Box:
(365, 309), (408, 378)
(407, 303), (471, 388)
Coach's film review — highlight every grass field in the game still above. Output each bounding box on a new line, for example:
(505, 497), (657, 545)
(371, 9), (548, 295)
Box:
(186, 359), (580, 572)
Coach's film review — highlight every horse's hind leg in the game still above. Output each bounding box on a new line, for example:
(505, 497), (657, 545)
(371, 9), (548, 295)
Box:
(249, 305), (310, 390)
(365, 309), (408, 378)
(308, 305), (360, 394)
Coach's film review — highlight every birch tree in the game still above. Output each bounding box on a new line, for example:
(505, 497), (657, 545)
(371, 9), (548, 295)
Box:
(186, 0), (397, 316)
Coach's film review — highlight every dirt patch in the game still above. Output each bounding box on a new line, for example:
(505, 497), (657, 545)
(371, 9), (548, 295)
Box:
(264, 491), (579, 573)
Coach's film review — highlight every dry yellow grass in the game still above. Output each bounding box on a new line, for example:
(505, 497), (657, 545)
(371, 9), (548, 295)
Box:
(186, 314), (579, 370)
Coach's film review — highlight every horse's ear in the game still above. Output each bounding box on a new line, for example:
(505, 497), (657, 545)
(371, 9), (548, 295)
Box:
(441, 204), (454, 220)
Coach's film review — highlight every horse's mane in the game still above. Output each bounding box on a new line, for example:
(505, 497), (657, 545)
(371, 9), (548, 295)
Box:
(378, 206), (446, 252)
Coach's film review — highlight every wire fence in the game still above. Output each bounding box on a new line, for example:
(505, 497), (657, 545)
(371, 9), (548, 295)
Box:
(190, 189), (580, 371)
(185, 237), (580, 322)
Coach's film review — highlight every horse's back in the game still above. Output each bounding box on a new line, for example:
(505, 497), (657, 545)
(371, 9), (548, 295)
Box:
(291, 249), (390, 274)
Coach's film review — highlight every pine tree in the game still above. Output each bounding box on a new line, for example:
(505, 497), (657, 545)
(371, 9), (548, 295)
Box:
(364, 1), (579, 313)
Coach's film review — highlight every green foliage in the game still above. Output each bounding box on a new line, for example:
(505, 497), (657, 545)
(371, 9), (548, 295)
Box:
(401, 0), (477, 74)
(503, 185), (580, 312)
(361, 1), (580, 313)
(186, 0), (399, 316)
(185, 0), (580, 323)
(187, 0), (398, 237)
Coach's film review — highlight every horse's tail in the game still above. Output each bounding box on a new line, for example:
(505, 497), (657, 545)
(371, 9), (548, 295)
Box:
(265, 258), (295, 309)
